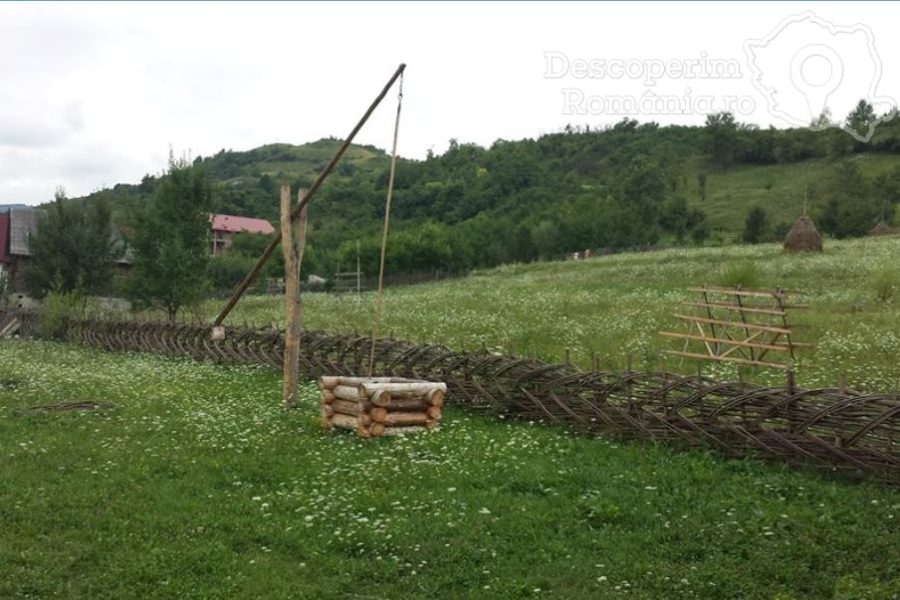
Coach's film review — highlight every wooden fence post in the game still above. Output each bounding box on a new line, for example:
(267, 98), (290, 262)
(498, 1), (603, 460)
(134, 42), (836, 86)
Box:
(281, 186), (308, 408)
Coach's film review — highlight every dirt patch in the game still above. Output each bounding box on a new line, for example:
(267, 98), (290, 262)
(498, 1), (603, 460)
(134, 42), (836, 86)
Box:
(0, 377), (21, 390)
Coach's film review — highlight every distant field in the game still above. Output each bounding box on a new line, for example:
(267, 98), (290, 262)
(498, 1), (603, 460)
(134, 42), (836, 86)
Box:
(686, 154), (900, 232)
(205, 235), (900, 392)
(2, 341), (899, 598)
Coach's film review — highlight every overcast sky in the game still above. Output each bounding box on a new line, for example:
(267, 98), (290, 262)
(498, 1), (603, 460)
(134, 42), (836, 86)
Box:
(2, 1), (898, 205)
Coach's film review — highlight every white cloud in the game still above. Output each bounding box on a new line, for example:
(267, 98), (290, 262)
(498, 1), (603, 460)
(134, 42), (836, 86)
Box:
(0, 1), (897, 204)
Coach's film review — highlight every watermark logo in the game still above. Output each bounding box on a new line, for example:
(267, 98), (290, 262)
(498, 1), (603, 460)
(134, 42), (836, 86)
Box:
(544, 52), (756, 118)
(744, 11), (896, 142)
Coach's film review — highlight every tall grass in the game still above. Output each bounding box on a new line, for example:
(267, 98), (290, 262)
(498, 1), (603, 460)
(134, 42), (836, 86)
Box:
(201, 235), (900, 393)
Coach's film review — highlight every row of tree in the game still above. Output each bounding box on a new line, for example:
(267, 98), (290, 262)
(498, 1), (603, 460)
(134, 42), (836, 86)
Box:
(25, 101), (900, 319)
(26, 156), (213, 321)
(739, 158), (900, 244)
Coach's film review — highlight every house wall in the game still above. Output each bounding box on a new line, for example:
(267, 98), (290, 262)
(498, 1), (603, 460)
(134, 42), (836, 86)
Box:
(0, 212), (10, 263)
(210, 230), (235, 257)
(8, 256), (29, 294)
(9, 208), (38, 256)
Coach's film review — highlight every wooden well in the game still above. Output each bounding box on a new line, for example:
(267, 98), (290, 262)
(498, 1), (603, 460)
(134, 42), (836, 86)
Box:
(318, 376), (445, 437)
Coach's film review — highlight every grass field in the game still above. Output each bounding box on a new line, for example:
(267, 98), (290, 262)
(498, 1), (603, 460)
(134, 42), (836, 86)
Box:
(2, 340), (899, 599)
(689, 154), (900, 232)
(202, 234), (900, 393)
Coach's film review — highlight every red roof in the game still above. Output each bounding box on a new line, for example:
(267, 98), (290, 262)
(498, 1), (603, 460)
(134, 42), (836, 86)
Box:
(209, 213), (274, 235)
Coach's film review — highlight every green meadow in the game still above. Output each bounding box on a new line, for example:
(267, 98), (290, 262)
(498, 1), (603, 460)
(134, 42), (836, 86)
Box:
(1, 341), (898, 599)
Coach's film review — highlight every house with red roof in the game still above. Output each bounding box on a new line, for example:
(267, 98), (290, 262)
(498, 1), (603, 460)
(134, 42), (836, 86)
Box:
(209, 213), (275, 257)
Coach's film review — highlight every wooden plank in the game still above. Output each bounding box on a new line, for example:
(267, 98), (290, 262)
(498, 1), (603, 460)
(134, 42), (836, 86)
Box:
(659, 331), (811, 352)
(360, 382), (447, 394)
(0, 317), (20, 337)
(683, 301), (788, 317)
(733, 291), (756, 361)
(665, 350), (788, 370)
(687, 286), (803, 298)
(673, 314), (792, 334)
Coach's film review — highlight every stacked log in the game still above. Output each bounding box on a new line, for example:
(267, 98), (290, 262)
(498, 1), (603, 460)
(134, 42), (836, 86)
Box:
(318, 376), (446, 437)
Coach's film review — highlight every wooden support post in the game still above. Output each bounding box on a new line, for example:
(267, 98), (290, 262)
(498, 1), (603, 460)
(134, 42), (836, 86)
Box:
(786, 368), (799, 432)
(786, 368), (796, 395)
(281, 186), (308, 408)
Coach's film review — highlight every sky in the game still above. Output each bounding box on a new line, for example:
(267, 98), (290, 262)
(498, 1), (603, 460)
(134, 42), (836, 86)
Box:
(1, 1), (898, 205)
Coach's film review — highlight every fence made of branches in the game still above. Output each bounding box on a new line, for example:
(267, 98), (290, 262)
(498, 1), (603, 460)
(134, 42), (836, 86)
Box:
(14, 313), (900, 486)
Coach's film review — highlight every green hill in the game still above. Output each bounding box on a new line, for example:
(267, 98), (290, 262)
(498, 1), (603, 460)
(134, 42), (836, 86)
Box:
(72, 112), (900, 281)
(76, 138), (390, 226)
(212, 139), (389, 183)
(692, 153), (900, 231)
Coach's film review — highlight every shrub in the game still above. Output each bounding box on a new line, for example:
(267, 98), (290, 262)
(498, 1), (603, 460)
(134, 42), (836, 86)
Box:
(742, 206), (769, 244)
(872, 267), (898, 303)
(719, 262), (761, 289)
(37, 289), (87, 340)
(207, 255), (257, 294)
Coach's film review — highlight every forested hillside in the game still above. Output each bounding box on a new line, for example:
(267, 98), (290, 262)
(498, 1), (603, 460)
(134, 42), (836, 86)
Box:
(72, 106), (900, 282)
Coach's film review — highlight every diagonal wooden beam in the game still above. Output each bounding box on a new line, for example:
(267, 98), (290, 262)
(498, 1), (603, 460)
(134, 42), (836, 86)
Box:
(213, 63), (407, 326)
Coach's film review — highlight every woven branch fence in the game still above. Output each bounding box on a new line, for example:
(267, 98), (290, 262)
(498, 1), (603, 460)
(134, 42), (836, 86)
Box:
(15, 313), (900, 486)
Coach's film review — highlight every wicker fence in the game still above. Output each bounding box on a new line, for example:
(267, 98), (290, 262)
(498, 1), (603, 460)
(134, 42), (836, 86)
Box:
(15, 313), (900, 486)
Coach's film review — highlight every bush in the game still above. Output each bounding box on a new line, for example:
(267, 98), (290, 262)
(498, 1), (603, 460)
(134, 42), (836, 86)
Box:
(742, 206), (769, 244)
(872, 267), (898, 303)
(37, 290), (87, 340)
(719, 262), (761, 289)
(207, 255), (257, 294)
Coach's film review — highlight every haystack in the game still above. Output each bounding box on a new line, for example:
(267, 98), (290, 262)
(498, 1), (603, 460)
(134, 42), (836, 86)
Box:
(868, 221), (896, 236)
(783, 215), (823, 252)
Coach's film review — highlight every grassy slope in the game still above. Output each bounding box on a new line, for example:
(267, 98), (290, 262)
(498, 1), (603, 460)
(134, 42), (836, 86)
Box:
(220, 149), (900, 234)
(206, 234), (900, 392)
(1, 341), (898, 599)
(688, 154), (900, 232)
(220, 140), (389, 186)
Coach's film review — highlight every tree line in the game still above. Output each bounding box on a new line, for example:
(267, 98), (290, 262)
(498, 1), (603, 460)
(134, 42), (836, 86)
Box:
(24, 100), (900, 320)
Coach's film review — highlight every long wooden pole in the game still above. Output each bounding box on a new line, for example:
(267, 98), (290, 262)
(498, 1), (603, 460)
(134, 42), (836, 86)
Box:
(368, 73), (403, 376)
(280, 185), (299, 407)
(213, 63), (407, 326)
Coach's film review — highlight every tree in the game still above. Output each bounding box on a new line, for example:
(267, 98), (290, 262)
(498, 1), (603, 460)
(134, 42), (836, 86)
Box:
(816, 160), (881, 238)
(704, 112), (739, 167)
(659, 196), (690, 243)
(846, 99), (876, 138)
(690, 219), (710, 245)
(742, 206), (769, 244)
(659, 196), (708, 244)
(810, 108), (833, 129)
(128, 156), (212, 321)
(509, 224), (537, 263)
(818, 194), (881, 238)
(532, 219), (563, 259)
(617, 155), (667, 245)
(24, 188), (121, 298)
